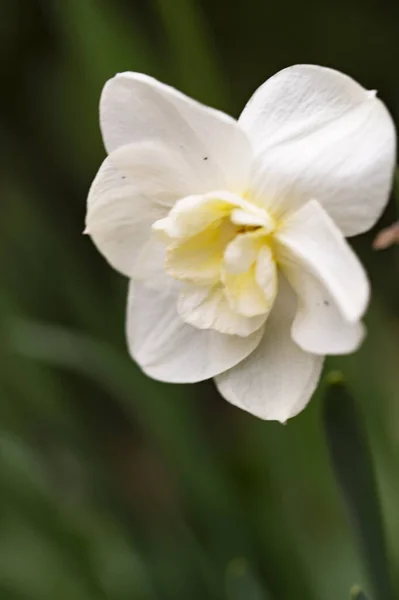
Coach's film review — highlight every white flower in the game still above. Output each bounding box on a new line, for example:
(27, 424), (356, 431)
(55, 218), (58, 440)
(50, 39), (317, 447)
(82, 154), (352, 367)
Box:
(86, 65), (396, 422)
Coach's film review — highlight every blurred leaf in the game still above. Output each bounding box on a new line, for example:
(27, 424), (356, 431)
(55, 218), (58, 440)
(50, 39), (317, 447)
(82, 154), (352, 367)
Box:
(153, 0), (227, 106)
(7, 318), (258, 574)
(350, 585), (369, 600)
(52, 0), (158, 80)
(0, 433), (105, 600)
(30, 0), (162, 183)
(226, 558), (272, 600)
(322, 373), (393, 600)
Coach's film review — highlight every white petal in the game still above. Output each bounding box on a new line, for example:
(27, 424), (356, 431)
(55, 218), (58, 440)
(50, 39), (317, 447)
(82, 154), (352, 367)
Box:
(215, 279), (324, 422)
(127, 281), (264, 383)
(240, 65), (396, 236)
(100, 72), (252, 193)
(86, 156), (164, 276)
(111, 140), (209, 200)
(281, 261), (365, 355)
(275, 200), (369, 323)
(86, 139), (208, 277)
(131, 237), (174, 292)
(177, 284), (266, 336)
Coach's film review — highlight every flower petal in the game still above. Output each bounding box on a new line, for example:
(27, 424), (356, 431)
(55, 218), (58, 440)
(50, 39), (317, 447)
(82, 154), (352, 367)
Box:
(131, 237), (174, 291)
(221, 268), (270, 318)
(165, 219), (236, 285)
(281, 261), (365, 355)
(240, 65), (395, 236)
(255, 245), (279, 305)
(215, 279), (324, 422)
(86, 155), (164, 276)
(100, 72), (252, 193)
(154, 191), (244, 240)
(111, 139), (209, 200)
(222, 244), (278, 318)
(86, 137), (210, 277)
(223, 230), (265, 274)
(127, 281), (264, 383)
(177, 284), (266, 336)
(275, 200), (369, 323)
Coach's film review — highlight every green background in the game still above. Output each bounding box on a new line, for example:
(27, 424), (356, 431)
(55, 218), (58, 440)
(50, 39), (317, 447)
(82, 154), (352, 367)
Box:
(0, 1), (398, 598)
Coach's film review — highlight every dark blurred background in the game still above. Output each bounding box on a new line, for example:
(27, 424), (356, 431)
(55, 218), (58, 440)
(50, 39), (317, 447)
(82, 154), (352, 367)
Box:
(0, 1), (398, 599)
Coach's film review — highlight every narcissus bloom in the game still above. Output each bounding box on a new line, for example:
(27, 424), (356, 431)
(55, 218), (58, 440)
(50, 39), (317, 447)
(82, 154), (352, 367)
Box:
(86, 65), (396, 422)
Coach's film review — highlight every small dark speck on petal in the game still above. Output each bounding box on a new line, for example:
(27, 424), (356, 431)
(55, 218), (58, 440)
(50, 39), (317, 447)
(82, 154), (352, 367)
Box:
(323, 300), (330, 306)
(203, 156), (208, 161)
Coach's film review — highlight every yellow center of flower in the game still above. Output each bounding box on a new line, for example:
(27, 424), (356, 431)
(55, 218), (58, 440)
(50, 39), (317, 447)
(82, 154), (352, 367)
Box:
(152, 191), (279, 336)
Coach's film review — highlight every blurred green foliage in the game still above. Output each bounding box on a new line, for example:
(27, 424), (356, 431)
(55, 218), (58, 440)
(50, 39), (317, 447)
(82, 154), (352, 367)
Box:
(0, 1), (398, 599)
(351, 587), (370, 600)
(323, 378), (393, 600)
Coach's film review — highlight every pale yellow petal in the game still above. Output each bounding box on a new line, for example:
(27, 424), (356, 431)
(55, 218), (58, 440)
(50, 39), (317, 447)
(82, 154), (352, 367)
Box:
(255, 245), (278, 306)
(177, 284), (266, 337)
(223, 230), (266, 274)
(222, 244), (278, 318)
(165, 219), (236, 285)
(157, 191), (243, 239)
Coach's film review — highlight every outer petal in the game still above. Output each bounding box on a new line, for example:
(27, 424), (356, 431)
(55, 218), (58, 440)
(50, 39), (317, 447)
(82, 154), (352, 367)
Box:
(240, 65), (396, 235)
(275, 200), (369, 323)
(111, 140), (212, 198)
(127, 281), (265, 383)
(281, 261), (365, 355)
(100, 72), (252, 193)
(131, 237), (173, 291)
(86, 155), (164, 276)
(215, 279), (324, 422)
(86, 139), (210, 277)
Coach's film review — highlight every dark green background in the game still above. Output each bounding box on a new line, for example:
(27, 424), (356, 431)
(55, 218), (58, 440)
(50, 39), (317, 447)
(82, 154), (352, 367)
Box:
(0, 1), (398, 599)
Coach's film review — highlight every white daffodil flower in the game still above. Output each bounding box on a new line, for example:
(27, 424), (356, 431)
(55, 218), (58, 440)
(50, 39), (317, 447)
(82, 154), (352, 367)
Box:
(86, 65), (396, 422)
